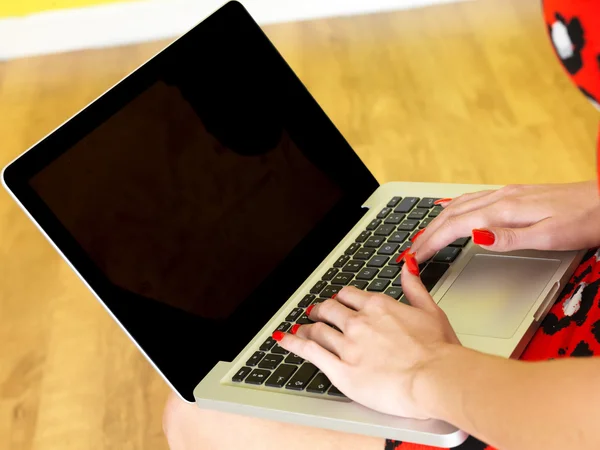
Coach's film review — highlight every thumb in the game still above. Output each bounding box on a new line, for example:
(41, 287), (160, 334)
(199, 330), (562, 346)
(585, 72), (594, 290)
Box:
(473, 222), (552, 252)
(400, 262), (438, 312)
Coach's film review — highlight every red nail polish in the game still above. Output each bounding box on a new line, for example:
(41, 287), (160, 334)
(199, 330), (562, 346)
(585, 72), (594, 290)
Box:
(272, 331), (285, 342)
(472, 229), (495, 246)
(405, 252), (420, 276)
(290, 324), (301, 335)
(331, 293), (338, 299)
(306, 305), (315, 316)
(411, 229), (426, 243)
(396, 248), (411, 263)
(434, 198), (453, 205)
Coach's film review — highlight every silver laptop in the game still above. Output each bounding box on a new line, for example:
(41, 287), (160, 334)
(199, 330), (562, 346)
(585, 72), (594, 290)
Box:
(2, 2), (582, 447)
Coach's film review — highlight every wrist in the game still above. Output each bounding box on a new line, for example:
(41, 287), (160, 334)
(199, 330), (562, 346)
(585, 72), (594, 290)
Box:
(412, 344), (482, 422)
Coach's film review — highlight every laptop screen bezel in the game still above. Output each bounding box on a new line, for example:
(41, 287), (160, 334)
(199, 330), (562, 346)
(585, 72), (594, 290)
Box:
(2, 1), (380, 401)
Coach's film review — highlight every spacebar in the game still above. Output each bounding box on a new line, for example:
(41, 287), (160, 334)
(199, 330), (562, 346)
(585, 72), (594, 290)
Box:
(421, 263), (450, 292)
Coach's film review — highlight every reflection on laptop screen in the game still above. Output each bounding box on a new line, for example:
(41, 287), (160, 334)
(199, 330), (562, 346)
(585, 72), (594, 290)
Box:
(30, 77), (342, 319)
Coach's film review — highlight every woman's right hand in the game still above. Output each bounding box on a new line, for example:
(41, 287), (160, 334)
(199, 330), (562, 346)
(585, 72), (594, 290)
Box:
(411, 181), (600, 262)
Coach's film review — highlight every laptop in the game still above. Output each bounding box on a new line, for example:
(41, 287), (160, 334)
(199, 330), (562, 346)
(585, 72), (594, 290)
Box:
(2, 2), (583, 447)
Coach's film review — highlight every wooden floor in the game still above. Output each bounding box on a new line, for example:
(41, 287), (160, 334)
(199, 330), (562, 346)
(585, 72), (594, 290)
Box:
(0, 0), (597, 448)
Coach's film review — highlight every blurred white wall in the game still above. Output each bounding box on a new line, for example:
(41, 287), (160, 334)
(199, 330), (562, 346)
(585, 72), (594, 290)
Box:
(0, 0), (472, 60)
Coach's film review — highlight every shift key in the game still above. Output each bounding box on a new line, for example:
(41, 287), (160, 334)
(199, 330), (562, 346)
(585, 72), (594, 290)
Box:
(285, 363), (319, 391)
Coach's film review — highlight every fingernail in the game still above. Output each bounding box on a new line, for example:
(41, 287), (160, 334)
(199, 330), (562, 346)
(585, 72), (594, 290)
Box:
(472, 229), (495, 246)
(434, 198), (453, 205)
(411, 229), (426, 243)
(290, 324), (301, 335)
(272, 331), (285, 342)
(306, 305), (315, 316)
(405, 252), (420, 276)
(331, 293), (338, 299)
(396, 248), (411, 263)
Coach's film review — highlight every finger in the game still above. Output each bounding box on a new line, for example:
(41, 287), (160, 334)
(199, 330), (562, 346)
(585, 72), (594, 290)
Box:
(335, 286), (370, 311)
(411, 205), (505, 262)
(400, 260), (439, 313)
(308, 298), (357, 331)
(412, 190), (502, 253)
(294, 322), (346, 356)
(437, 189), (496, 210)
(273, 331), (344, 377)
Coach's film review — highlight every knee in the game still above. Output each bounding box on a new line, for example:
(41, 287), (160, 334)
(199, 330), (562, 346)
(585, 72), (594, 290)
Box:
(162, 391), (193, 444)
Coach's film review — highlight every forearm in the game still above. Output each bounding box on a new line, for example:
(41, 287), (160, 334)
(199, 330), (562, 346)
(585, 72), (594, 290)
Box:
(417, 345), (600, 450)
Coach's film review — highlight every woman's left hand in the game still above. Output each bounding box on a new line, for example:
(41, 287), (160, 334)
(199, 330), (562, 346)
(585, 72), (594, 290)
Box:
(274, 265), (461, 419)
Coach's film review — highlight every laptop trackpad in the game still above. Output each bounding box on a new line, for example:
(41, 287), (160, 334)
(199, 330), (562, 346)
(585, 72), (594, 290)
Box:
(438, 254), (561, 339)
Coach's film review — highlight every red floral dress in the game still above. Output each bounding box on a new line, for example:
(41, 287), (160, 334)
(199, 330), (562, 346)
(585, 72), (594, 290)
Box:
(386, 1), (600, 448)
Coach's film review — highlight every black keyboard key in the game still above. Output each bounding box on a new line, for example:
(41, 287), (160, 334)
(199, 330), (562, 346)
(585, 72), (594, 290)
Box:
(421, 262), (450, 291)
(367, 255), (389, 268)
(398, 220), (419, 231)
(285, 354), (304, 364)
(419, 217), (433, 229)
(394, 197), (419, 213)
(399, 242), (412, 252)
(348, 280), (368, 290)
(355, 248), (375, 260)
(388, 230), (410, 243)
(272, 345), (290, 355)
(364, 236), (385, 248)
(410, 229), (423, 241)
(306, 372), (332, 394)
(374, 224), (396, 236)
(434, 247), (462, 263)
(258, 354), (284, 370)
(399, 295), (410, 305)
(387, 196), (402, 207)
(356, 231), (371, 243)
(392, 276), (402, 287)
(275, 322), (291, 333)
(331, 273), (354, 285)
(428, 205), (443, 217)
(377, 208), (392, 219)
(345, 243), (361, 255)
(384, 213), (405, 225)
(408, 208), (429, 220)
(342, 260), (365, 273)
(357, 268), (379, 280)
(385, 287), (403, 300)
(322, 268), (338, 281)
(379, 266), (401, 278)
(321, 285), (342, 298)
(286, 308), (304, 322)
(366, 219), (381, 231)
(328, 385), (346, 397)
(260, 337), (277, 352)
(378, 243), (399, 255)
(312, 297), (327, 305)
(265, 364), (297, 388)
(296, 313), (314, 325)
(417, 198), (436, 209)
(232, 366), (252, 383)
(333, 254), (351, 268)
(310, 281), (327, 295)
(298, 294), (315, 308)
(245, 351), (265, 367)
(286, 363), (319, 391)
(450, 237), (471, 247)
(368, 279), (391, 292)
(245, 369), (271, 385)
(390, 254), (403, 266)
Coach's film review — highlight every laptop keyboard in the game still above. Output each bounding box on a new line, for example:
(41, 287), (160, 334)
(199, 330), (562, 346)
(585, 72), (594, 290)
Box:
(231, 196), (470, 398)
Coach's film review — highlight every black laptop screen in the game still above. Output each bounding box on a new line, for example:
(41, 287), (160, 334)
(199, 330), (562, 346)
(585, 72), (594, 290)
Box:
(6, 2), (378, 401)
